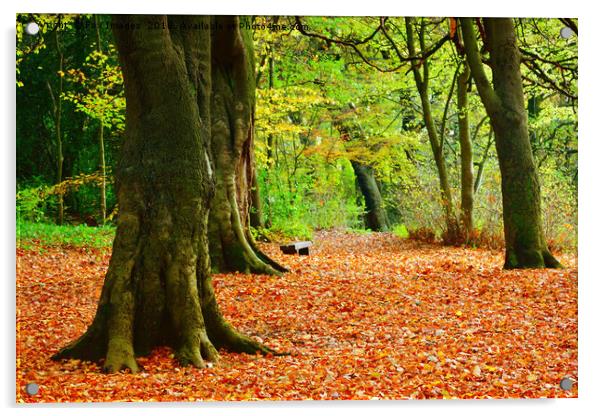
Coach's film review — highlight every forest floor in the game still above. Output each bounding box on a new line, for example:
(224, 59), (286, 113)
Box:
(16, 230), (578, 402)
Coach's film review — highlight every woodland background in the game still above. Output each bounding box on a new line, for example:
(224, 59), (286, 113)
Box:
(16, 15), (577, 250)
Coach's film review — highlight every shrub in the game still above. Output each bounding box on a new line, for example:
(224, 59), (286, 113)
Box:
(17, 220), (115, 248)
(16, 185), (55, 223)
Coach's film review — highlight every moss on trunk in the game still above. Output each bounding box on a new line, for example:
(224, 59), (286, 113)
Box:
(460, 17), (562, 269)
(208, 16), (285, 275)
(53, 15), (279, 373)
(350, 160), (389, 231)
(457, 61), (474, 241)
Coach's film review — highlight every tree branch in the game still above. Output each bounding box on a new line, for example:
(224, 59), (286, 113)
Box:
(459, 17), (501, 115)
(294, 16), (450, 73)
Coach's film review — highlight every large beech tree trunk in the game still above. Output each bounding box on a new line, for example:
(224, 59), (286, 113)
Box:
(460, 17), (561, 269)
(350, 161), (389, 231)
(53, 15), (275, 373)
(208, 16), (285, 275)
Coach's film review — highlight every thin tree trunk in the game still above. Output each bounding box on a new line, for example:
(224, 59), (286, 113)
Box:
(249, 164), (263, 228)
(460, 17), (561, 269)
(98, 121), (107, 223)
(457, 61), (474, 240)
(208, 16), (285, 275)
(405, 17), (459, 243)
(474, 129), (493, 194)
(264, 56), (275, 228)
(53, 15), (278, 373)
(48, 25), (65, 225)
(95, 15), (107, 224)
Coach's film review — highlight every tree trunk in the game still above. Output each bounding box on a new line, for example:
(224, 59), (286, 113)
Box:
(48, 26), (65, 225)
(460, 17), (561, 269)
(474, 129), (493, 194)
(53, 15), (276, 373)
(264, 56), (275, 229)
(457, 62), (474, 240)
(98, 120), (107, 224)
(405, 17), (459, 243)
(350, 161), (389, 231)
(95, 15), (107, 224)
(208, 16), (285, 275)
(249, 165), (263, 228)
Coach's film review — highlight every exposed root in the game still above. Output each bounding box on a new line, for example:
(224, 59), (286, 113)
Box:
(200, 333), (220, 362)
(246, 232), (288, 273)
(175, 344), (205, 369)
(103, 337), (139, 373)
(543, 249), (564, 269)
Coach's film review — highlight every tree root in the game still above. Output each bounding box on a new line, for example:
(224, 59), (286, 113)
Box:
(103, 337), (139, 373)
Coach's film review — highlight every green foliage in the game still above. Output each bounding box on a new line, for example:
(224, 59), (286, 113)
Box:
(265, 222), (314, 242)
(392, 224), (409, 239)
(17, 220), (115, 249)
(540, 163), (577, 252)
(16, 184), (55, 223)
(347, 228), (372, 236)
(258, 157), (363, 238)
(16, 172), (112, 223)
(16, 14), (577, 255)
(62, 45), (125, 131)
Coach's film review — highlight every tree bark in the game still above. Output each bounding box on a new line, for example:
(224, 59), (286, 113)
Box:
(53, 15), (277, 373)
(405, 17), (459, 243)
(264, 56), (275, 229)
(208, 16), (285, 275)
(457, 62), (474, 240)
(460, 17), (562, 269)
(95, 15), (107, 224)
(350, 161), (389, 231)
(249, 165), (263, 228)
(47, 25), (65, 225)
(98, 120), (107, 224)
(474, 128), (493, 194)
(333, 117), (389, 232)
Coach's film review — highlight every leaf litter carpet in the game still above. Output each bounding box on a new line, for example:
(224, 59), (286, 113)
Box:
(16, 231), (577, 402)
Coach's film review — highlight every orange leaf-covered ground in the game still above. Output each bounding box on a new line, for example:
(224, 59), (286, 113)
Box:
(16, 231), (577, 402)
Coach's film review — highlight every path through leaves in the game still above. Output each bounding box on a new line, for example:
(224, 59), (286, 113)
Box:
(16, 231), (577, 402)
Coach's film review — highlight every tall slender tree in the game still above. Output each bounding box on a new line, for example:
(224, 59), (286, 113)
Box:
(405, 17), (460, 243)
(456, 60), (474, 240)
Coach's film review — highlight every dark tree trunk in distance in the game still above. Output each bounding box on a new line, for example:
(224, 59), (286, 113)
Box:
(460, 17), (561, 269)
(53, 15), (276, 373)
(333, 118), (389, 232)
(351, 161), (389, 231)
